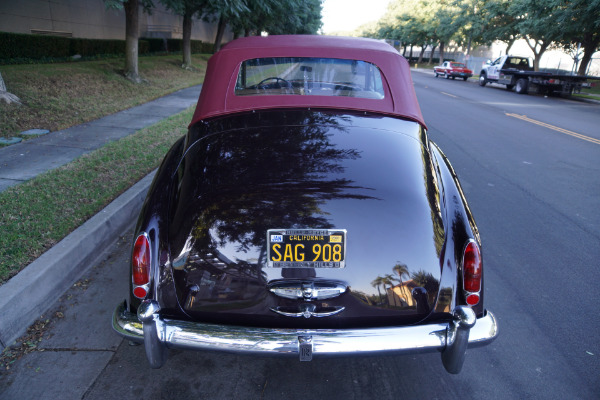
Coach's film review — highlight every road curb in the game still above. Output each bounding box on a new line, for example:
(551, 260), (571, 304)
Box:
(0, 171), (156, 351)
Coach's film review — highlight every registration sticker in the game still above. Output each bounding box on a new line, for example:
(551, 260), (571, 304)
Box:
(266, 229), (347, 268)
(271, 235), (283, 243)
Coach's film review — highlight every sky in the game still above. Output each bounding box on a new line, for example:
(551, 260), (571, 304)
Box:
(320, 0), (391, 34)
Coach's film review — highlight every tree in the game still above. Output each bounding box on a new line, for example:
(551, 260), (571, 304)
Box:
(371, 1), (462, 63)
(105, 0), (154, 83)
(229, 0), (322, 38)
(509, 0), (560, 71)
(452, 0), (488, 55)
(202, 0), (250, 52)
(553, 0), (600, 75)
(0, 72), (21, 105)
(371, 276), (384, 303)
(161, 0), (210, 69)
(392, 262), (409, 287)
(382, 274), (398, 306)
(432, 1), (461, 62)
(481, 0), (520, 54)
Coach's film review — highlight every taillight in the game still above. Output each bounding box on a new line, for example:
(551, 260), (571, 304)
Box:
(463, 240), (482, 306)
(132, 233), (151, 299)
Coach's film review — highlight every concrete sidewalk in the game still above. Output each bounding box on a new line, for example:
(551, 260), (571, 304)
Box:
(0, 85), (201, 351)
(0, 85), (201, 192)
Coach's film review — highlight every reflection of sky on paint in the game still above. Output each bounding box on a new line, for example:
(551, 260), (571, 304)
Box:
(321, 0), (390, 34)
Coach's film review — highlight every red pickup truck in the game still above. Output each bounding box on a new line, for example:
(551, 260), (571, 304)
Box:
(434, 61), (473, 81)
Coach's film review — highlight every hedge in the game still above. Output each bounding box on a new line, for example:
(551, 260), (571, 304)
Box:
(0, 31), (213, 64)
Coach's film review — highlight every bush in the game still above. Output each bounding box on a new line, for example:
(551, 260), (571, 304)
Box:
(143, 38), (167, 53)
(70, 38), (125, 57)
(190, 40), (204, 53)
(165, 38), (182, 52)
(200, 41), (214, 54)
(139, 40), (149, 55)
(0, 32), (70, 60)
(0, 32), (213, 64)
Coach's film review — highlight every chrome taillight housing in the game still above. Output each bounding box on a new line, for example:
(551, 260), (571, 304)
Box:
(462, 240), (482, 306)
(132, 233), (151, 299)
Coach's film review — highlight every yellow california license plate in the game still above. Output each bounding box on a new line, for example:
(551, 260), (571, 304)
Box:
(266, 229), (347, 268)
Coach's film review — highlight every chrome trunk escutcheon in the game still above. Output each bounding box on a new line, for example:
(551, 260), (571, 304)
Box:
(268, 280), (347, 301)
(271, 303), (346, 318)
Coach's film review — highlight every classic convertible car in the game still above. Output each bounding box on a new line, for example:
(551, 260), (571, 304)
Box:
(112, 35), (497, 374)
(434, 61), (473, 80)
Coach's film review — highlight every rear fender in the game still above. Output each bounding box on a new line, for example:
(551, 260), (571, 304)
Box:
(429, 142), (484, 317)
(129, 137), (186, 313)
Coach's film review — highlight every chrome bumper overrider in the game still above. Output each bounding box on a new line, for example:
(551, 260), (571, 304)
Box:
(112, 300), (498, 373)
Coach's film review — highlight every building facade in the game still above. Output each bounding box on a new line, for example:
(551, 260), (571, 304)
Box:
(0, 0), (229, 43)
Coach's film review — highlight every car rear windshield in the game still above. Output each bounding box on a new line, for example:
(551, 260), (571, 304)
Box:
(235, 57), (385, 99)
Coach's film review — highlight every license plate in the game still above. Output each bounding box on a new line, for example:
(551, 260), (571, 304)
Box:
(266, 229), (346, 268)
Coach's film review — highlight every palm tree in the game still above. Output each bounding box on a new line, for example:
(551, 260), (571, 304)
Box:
(393, 262), (409, 286)
(382, 274), (398, 306)
(371, 276), (384, 304)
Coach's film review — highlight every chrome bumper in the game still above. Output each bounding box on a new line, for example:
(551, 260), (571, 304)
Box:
(112, 300), (498, 374)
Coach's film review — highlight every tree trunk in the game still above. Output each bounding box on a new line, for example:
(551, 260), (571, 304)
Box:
(182, 10), (193, 69)
(505, 38), (516, 55)
(409, 45), (414, 61)
(439, 41), (445, 63)
(213, 14), (227, 53)
(525, 37), (549, 72)
(578, 33), (600, 76)
(124, 0), (141, 83)
(417, 45), (426, 64)
(428, 44), (437, 64)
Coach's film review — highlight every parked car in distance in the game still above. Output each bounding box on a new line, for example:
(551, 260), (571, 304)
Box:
(434, 61), (473, 80)
(112, 35), (498, 374)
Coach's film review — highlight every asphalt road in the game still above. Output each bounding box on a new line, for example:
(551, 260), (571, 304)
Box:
(1, 72), (598, 399)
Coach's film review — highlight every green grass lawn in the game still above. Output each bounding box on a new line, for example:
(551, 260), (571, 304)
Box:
(0, 54), (208, 139)
(0, 107), (194, 283)
(0, 54), (208, 283)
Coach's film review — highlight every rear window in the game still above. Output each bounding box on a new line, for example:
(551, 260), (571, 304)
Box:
(235, 57), (385, 99)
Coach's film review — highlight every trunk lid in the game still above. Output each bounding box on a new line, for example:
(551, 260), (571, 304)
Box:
(166, 111), (446, 328)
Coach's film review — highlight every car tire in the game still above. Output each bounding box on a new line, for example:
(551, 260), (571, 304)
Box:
(463, 77), (468, 81)
(451, 76), (455, 80)
(435, 72), (439, 78)
(445, 73), (450, 79)
(479, 73), (487, 86)
(506, 84), (514, 91)
(515, 78), (529, 94)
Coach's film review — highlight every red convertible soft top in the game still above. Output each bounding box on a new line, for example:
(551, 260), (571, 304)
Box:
(190, 35), (425, 128)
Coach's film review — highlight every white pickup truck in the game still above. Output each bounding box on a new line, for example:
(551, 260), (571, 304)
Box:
(478, 55), (592, 95)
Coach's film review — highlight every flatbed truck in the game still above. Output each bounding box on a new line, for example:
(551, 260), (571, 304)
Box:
(478, 55), (595, 95)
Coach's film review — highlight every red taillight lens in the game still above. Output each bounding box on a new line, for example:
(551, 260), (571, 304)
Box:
(132, 234), (151, 286)
(466, 294), (480, 305)
(133, 286), (148, 298)
(463, 241), (482, 293)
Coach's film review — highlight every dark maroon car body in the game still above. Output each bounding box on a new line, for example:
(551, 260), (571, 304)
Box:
(113, 35), (497, 374)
